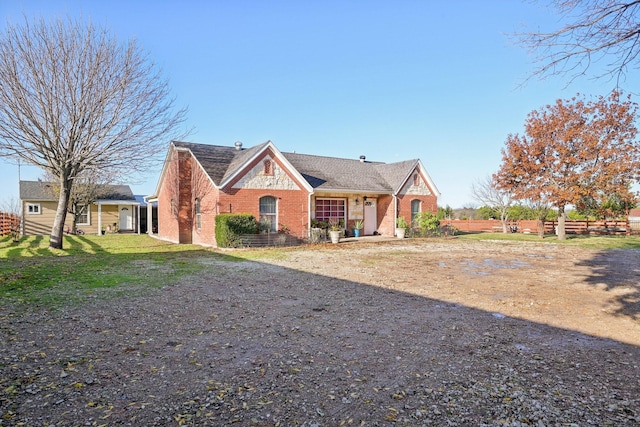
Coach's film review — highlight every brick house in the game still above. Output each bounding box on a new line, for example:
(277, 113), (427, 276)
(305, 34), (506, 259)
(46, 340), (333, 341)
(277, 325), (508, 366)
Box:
(149, 140), (440, 246)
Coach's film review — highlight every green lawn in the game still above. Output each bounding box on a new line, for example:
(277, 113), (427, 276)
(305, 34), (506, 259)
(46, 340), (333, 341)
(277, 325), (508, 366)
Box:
(2, 232), (639, 309)
(0, 234), (228, 308)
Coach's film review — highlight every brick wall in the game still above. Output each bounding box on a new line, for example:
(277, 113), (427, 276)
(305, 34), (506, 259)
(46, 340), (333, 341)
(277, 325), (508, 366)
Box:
(157, 149), (181, 244)
(191, 165), (219, 247)
(219, 188), (309, 238)
(376, 195), (395, 236)
(177, 151), (193, 244)
(396, 193), (438, 232)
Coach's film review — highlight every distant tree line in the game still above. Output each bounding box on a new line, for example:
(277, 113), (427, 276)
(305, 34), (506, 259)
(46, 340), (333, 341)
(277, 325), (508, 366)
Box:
(438, 200), (632, 223)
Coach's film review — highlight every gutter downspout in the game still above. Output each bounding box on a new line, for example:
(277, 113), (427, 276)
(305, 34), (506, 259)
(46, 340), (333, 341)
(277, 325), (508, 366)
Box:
(393, 193), (398, 237)
(307, 191), (313, 239)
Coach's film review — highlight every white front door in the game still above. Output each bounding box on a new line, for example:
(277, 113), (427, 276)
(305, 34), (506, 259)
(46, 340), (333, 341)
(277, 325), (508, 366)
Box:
(119, 206), (132, 230)
(364, 198), (377, 235)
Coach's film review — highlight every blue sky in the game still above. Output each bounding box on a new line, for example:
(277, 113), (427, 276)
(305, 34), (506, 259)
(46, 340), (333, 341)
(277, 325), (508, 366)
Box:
(0, 1), (632, 208)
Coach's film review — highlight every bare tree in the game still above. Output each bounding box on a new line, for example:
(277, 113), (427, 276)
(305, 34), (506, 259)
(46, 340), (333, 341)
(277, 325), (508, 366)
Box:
(43, 167), (117, 233)
(471, 175), (513, 233)
(0, 16), (187, 249)
(518, 1), (640, 84)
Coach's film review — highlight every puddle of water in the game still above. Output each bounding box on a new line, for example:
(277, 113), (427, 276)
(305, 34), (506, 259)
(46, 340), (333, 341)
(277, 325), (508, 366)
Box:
(461, 258), (531, 275)
(525, 253), (554, 259)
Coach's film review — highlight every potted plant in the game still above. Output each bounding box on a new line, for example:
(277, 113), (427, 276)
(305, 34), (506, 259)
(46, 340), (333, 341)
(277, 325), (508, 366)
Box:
(328, 218), (342, 244)
(353, 219), (364, 238)
(396, 216), (408, 239)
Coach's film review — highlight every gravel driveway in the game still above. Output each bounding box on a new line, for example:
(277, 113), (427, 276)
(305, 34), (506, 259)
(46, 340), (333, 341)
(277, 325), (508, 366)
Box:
(1, 239), (639, 426)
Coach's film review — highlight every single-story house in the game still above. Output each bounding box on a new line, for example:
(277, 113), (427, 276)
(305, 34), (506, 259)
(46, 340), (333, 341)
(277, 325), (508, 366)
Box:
(149, 140), (440, 246)
(19, 180), (141, 236)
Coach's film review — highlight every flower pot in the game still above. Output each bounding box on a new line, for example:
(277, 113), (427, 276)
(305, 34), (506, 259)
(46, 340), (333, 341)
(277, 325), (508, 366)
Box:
(329, 230), (341, 244)
(353, 228), (361, 238)
(395, 227), (406, 239)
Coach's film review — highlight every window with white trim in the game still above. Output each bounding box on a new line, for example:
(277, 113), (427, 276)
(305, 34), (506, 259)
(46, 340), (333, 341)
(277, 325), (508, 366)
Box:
(27, 203), (40, 214)
(259, 196), (277, 232)
(77, 204), (90, 225)
(195, 198), (201, 229)
(411, 199), (421, 222)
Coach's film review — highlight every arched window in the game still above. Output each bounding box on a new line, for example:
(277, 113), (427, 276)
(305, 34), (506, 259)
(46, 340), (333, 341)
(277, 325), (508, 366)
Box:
(195, 198), (201, 229)
(264, 159), (274, 176)
(411, 199), (421, 222)
(259, 196), (277, 232)
(413, 173), (420, 186)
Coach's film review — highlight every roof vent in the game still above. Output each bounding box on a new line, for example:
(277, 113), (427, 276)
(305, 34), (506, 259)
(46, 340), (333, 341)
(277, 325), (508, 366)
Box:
(359, 155), (366, 163)
(234, 141), (243, 151)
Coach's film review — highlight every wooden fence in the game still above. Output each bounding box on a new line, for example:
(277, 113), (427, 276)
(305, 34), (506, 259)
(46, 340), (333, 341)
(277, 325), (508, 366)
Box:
(440, 218), (631, 236)
(0, 212), (20, 237)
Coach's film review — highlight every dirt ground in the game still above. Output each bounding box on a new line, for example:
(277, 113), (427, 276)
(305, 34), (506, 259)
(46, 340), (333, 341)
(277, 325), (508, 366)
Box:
(1, 238), (639, 426)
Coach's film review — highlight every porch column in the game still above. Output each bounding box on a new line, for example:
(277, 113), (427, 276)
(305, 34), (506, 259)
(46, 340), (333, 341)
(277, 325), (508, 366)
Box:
(97, 202), (102, 236)
(147, 200), (153, 234)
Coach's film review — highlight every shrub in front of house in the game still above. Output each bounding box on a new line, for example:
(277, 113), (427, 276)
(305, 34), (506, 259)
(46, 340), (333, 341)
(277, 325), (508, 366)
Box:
(215, 214), (258, 247)
(412, 212), (440, 237)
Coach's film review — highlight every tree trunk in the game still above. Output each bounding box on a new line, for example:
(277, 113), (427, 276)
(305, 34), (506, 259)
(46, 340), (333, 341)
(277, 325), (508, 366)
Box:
(537, 219), (545, 238)
(557, 205), (566, 241)
(49, 178), (72, 249)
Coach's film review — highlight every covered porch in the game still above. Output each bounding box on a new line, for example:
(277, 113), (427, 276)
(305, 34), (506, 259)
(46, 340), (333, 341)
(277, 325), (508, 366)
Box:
(95, 199), (141, 235)
(309, 192), (394, 237)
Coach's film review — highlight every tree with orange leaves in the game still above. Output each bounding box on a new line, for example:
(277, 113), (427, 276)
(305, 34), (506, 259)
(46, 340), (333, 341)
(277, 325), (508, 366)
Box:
(495, 91), (640, 240)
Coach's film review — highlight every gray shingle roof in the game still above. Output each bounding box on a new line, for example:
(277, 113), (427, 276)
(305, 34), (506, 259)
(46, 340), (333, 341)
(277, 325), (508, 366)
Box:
(173, 140), (422, 194)
(19, 181), (135, 201)
(373, 159), (420, 192)
(282, 152), (416, 192)
(172, 141), (269, 185)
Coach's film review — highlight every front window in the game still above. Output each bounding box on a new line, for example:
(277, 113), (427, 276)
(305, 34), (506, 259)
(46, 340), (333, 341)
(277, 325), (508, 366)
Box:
(411, 199), (421, 222)
(77, 204), (90, 225)
(259, 196), (277, 232)
(315, 198), (346, 224)
(27, 203), (40, 214)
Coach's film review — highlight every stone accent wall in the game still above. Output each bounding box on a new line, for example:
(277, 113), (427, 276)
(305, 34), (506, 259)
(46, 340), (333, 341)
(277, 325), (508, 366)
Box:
(232, 156), (300, 190)
(400, 169), (432, 196)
